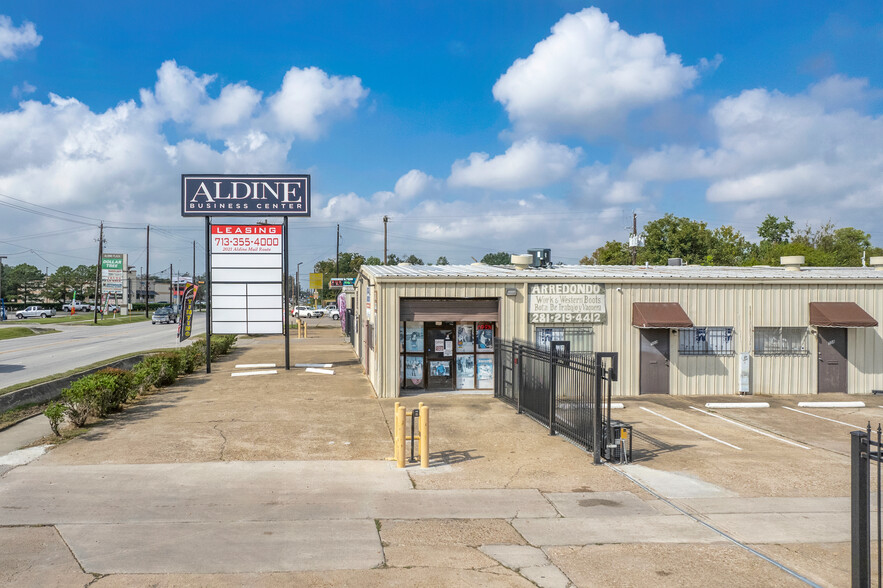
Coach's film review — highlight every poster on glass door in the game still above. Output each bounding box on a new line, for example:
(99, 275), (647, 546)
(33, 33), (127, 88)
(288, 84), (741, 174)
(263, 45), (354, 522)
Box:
(456, 355), (475, 389)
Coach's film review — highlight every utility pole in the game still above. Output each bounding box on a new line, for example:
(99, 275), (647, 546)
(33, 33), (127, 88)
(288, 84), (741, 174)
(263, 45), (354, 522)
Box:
(169, 264), (173, 306)
(192, 240), (196, 281)
(383, 215), (389, 264)
(336, 224), (340, 277)
(93, 222), (104, 324)
(145, 225), (150, 317)
(296, 262), (302, 306)
(0, 255), (6, 321)
(630, 212), (638, 265)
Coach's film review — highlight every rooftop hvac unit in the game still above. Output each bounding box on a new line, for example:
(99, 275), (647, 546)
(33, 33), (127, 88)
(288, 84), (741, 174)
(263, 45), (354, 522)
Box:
(668, 258), (683, 266)
(527, 248), (551, 268)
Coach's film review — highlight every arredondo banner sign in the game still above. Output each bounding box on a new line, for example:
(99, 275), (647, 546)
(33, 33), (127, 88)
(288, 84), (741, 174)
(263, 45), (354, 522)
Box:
(528, 283), (607, 324)
(182, 174), (310, 216)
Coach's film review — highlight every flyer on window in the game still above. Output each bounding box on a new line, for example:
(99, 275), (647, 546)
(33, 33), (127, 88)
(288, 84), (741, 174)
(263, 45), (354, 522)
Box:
(456, 355), (475, 389)
(405, 322), (423, 353)
(405, 356), (424, 386)
(477, 356), (494, 388)
(456, 323), (474, 352)
(476, 323), (494, 352)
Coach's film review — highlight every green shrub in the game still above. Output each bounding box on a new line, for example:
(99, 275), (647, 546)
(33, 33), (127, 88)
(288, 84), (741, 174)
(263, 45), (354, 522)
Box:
(60, 375), (103, 426)
(177, 342), (205, 374)
(133, 353), (180, 393)
(210, 334), (238, 360)
(96, 367), (135, 407)
(44, 402), (66, 436)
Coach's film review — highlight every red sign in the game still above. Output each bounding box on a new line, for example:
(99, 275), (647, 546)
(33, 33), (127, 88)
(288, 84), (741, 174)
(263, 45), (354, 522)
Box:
(211, 225), (282, 254)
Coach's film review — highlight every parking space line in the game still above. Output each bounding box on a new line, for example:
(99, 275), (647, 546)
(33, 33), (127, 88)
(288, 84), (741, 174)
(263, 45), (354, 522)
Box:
(690, 406), (811, 450)
(639, 407), (742, 450)
(782, 406), (864, 429)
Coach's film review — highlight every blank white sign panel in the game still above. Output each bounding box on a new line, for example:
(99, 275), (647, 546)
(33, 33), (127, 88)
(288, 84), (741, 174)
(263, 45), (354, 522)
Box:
(212, 253), (282, 269)
(212, 284), (247, 296)
(212, 268), (281, 282)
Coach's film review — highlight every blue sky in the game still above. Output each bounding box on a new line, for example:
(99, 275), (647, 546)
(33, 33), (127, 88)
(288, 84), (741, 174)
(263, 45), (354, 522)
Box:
(1, 1), (882, 278)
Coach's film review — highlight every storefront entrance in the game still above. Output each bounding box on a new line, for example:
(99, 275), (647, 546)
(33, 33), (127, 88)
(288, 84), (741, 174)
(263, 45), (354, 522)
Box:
(425, 323), (454, 390)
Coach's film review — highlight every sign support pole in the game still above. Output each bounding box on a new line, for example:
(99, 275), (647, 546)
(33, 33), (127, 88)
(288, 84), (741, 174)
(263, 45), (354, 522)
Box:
(205, 217), (212, 374)
(283, 217), (290, 370)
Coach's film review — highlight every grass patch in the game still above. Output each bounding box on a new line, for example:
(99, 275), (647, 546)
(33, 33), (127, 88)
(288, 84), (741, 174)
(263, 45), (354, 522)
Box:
(8, 314), (149, 326)
(0, 401), (49, 431)
(0, 347), (183, 397)
(0, 327), (47, 341)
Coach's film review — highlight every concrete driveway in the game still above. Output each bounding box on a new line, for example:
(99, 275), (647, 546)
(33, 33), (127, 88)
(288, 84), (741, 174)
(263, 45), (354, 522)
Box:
(0, 326), (857, 587)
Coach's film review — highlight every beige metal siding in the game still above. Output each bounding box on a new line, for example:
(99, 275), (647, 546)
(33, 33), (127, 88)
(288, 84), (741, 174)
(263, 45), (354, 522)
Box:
(359, 269), (883, 398)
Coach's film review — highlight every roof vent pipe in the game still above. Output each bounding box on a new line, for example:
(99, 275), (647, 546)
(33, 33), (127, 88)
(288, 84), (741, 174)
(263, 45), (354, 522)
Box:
(510, 254), (532, 269)
(870, 256), (883, 271)
(780, 255), (805, 271)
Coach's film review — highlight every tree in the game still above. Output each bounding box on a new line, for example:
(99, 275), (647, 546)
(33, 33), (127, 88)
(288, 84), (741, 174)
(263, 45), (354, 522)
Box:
(313, 252), (366, 300)
(4, 263), (44, 304)
(386, 253), (423, 265)
(583, 241), (630, 265)
(757, 215), (794, 244)
(365, 256), (382, 265)
(641, 214), (713, 265)
(73, 265), (97, 300)
(45, 265), (78, 303)
(436, 256), (449, 265)
(707, 226), (751, 266)
(480, 252), (512, 265)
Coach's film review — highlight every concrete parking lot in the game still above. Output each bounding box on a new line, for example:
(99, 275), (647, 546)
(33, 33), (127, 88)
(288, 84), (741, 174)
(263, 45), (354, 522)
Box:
(0, 326), (873, 587)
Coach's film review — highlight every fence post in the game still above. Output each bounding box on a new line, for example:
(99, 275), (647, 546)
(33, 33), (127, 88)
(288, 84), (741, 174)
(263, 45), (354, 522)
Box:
(419, 405), (429, 469)
(517, 346), (523, 414)
(548, 347), (556, 436)
(852, 429), (870, 587)
(593, 354), (603, 465)
(396, 404), (406, 469)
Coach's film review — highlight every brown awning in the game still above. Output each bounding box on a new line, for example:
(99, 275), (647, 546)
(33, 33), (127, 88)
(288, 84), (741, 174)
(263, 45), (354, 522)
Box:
(400, 298), (499, 322)
(632, 302), (693, 328)
(809, 302), (878, 327)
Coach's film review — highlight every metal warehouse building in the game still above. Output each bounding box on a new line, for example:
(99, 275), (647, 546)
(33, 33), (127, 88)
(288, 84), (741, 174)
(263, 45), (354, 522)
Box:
(352, 255), (883, 399)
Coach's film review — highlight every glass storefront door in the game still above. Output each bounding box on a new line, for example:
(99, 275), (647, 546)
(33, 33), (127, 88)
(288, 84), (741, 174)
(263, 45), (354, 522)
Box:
(425, 322), (454, 390)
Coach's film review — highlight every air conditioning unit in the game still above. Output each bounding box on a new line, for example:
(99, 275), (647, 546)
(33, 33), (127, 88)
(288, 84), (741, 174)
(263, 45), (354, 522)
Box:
(527, 248), (552, 268)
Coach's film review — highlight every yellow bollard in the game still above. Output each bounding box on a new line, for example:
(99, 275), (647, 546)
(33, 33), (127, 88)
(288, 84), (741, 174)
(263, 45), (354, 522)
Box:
(393, 402), (401, 464)
(419, 405), (429, 468)
(396, 405), (407, 468)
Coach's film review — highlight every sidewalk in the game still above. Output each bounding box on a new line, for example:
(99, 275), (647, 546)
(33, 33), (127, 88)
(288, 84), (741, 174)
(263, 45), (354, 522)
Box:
(0, 329), (850, 587)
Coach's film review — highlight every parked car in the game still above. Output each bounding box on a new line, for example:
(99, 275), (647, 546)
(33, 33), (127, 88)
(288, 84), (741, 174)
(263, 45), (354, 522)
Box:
(326, 308), (340, 320)
(151, 306), (178, 324)
(16, 306), (57, 319)
(62, 302), (90, 312)
(292, 306), (321, 319)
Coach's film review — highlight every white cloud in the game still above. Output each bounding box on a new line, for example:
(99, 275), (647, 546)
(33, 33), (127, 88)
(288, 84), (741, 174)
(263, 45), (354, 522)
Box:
(267, 66), (367, 138)
(492, 7), (698, 138)
(448, 138), (580, 190)
(11, 81), (36, 98)
(626, 76), (883, 227)
(394, 169), (437, 199)
(0, 15), (41, 60)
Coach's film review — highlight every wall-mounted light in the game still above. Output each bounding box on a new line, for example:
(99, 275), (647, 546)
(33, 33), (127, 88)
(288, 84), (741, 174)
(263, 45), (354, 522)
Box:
(506, 287), (517, 296)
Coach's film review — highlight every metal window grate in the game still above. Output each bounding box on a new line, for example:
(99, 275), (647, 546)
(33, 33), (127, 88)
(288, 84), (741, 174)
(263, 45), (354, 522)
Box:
(678, 327), (734, 356)
(754, 327), (809, 356)
(535, 326), (594, 352)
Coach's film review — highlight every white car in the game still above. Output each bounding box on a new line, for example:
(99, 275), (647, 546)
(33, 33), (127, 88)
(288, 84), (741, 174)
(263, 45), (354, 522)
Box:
(292, 306), (321, 319)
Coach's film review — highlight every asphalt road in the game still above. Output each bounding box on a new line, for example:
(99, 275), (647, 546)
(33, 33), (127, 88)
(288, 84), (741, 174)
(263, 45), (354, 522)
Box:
(0, 314), (206, 389)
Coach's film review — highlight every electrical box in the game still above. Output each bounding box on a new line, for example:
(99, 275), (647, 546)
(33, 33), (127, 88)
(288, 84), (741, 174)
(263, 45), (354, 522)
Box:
(739, 352), (751, 394)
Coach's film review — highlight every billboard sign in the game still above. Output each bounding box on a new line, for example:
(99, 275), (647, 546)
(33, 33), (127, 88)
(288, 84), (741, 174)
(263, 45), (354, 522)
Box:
(101, 253), (126, 296)
(309, 273), (323, 289)
(528, 283), (607, 324)
(182, 174), (311, 217)
(329, 277), (355, 289)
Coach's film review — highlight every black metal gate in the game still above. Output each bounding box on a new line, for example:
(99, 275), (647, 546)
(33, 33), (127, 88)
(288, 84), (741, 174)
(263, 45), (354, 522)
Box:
(495, 338), (618, 463)
(852, 424), (882, 587)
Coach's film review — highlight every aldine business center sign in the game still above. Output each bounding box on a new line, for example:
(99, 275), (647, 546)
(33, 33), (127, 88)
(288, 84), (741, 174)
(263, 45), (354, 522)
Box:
(181, 174), (310, 216)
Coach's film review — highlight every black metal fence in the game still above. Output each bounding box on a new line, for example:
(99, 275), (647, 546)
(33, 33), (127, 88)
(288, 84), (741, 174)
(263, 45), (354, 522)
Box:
(495, 338), (618, 463)
(852, 423), (882, 588)
(344, 309), (355, 346)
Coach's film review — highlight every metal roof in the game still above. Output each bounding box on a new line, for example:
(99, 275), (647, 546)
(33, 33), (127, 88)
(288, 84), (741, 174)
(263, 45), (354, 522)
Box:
(360, 263), (883, 282)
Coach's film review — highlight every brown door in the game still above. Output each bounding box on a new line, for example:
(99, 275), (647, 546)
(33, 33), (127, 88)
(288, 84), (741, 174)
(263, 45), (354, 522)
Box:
(640, 329), (670, 395)
(425, 323), (454, 390)
(818, 327), (847, 393)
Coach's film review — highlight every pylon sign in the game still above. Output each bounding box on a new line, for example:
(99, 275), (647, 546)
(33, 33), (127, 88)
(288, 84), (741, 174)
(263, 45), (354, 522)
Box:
(210, 224), (283, 335)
